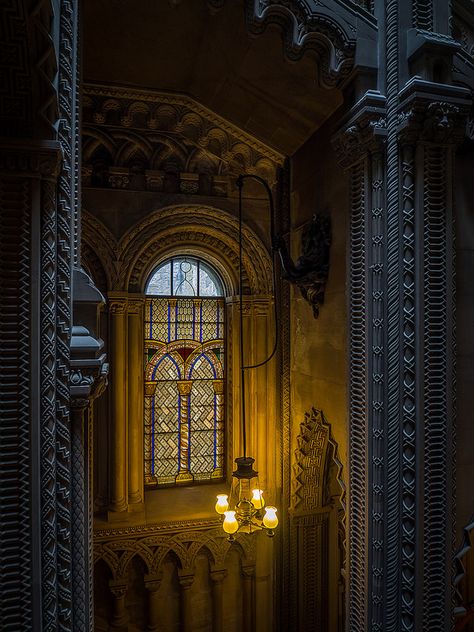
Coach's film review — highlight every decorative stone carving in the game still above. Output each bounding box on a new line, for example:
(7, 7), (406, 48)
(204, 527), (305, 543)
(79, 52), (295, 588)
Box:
(245, 0), (359, 89)
(289, 407), (345, 632)
(276, 214), (331, 318)
(82, 83), (283, 194)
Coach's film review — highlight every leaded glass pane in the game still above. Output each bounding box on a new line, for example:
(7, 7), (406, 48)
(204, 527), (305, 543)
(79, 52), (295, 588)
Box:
(147, 261), (171, 295)
(146, 256), (223, 297)
(144, 270), (225, 486)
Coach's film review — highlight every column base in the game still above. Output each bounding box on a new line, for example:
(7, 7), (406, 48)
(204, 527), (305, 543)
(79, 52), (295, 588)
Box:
(107, 508), (130, 522)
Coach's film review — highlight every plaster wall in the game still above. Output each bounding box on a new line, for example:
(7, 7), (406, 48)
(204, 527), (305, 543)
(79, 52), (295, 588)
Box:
(289, 119), (349, 474)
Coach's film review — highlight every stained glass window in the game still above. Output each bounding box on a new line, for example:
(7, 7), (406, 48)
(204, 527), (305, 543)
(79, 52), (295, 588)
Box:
(144, 257), (225, 486)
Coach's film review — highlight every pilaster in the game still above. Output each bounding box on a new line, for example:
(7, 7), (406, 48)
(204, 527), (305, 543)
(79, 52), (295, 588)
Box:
(108, 293), (129, 516)
(127, 295), (145, 509)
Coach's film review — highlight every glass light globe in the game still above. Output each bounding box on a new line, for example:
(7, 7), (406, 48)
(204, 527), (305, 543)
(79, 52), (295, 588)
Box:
(223, 510), (239, 534)
(251, 489), (265, 509)
(262, 506), (278, 529)
(215, 494), (229, 515)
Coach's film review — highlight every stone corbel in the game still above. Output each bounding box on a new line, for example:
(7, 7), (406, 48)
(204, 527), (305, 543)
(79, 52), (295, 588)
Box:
(71, 267), (108, 406)
(275, 214), (331, 319)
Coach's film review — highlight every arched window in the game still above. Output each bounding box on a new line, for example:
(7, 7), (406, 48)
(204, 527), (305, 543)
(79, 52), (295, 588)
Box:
(144, 256), (225, 486)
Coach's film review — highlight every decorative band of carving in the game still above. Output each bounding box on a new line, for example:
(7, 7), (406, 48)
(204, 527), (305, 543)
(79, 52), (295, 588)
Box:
(246, 0), (356, 89)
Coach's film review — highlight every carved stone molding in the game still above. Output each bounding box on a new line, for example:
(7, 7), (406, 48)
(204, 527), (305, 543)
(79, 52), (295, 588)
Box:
(81, 205), (273, 296)
(245, 0), (358, 89)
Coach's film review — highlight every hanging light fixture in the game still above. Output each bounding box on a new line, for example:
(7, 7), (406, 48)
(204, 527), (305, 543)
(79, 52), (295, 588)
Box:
(214, 174), (280, 541)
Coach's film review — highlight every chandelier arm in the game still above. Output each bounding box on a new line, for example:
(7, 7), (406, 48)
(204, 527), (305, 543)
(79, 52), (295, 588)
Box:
(236, 174), (280, 371)
(238, 181), (247, 459)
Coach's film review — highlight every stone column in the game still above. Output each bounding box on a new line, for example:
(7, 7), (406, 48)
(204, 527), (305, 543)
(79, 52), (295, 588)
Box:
(242, 565), (256, 632)
(333, 78), (471, 630)
(178, 571), (195, 632)
(108, 294), (129, 515)
(210, 568), (227, 632)
(176, 381), (193, 484)
(109, 580), (128, 630)
(128, 296), (145, 508)
(144, 574), (162, 632)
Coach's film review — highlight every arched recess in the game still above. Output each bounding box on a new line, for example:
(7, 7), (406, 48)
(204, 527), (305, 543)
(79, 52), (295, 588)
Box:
(119, 204), (273, 295)
(289, 406), (346, 632)
(89, 202), (278, 527)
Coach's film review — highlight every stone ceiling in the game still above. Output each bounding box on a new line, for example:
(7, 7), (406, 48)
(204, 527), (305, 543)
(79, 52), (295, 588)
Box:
(83, 0), (343, 155)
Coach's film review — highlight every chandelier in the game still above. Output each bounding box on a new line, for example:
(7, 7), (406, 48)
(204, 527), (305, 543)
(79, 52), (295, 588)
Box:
(214, 174), (279, 540)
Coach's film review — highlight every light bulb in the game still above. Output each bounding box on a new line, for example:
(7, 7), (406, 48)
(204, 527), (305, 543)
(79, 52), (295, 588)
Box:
(251, 489), (265, 509)
(262, 506), (278, 529)
(215, 494), (229, 515)
(223, 510), (239, 534)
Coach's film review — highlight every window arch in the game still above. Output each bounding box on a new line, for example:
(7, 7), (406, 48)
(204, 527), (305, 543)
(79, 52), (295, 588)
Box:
(144, 256), (225, 486)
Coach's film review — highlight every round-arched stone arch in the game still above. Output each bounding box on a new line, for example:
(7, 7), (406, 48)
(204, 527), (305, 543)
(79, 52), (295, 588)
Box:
(119, 205), (273, 295)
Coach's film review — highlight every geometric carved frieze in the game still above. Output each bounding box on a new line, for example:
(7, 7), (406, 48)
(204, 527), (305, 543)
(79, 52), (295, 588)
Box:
(82, 83), (284, 195)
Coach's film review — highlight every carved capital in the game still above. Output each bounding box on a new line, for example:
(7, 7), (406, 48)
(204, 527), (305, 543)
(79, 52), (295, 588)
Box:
(109, 580), (128, 598)
(332, 91), (387, 169)
(144, 573), (162, 593)
(241, 564), (256, 579)
(210, 568), (227, 583)
(397, 79), (472, 145)
(127, 296), (145, 315)
(108, 299), (128, 315)
(178, 571), (195, 589)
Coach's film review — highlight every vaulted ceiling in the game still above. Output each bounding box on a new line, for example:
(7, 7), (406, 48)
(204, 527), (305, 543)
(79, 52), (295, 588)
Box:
(83, 0), (343, 155)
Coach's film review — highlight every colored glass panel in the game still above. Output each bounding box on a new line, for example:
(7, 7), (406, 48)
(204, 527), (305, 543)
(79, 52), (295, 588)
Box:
(144, 257), (225, 487)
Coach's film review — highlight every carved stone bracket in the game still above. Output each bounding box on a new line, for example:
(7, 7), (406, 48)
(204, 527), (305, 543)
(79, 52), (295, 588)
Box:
(276, 214), (331, 318)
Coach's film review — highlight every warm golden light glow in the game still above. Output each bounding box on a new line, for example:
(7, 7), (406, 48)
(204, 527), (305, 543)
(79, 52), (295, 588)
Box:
(223, 510), (239, 534)
(215, 494), (229, 515)
(262, 506), (278, 529)
(251, 488), (265, 509)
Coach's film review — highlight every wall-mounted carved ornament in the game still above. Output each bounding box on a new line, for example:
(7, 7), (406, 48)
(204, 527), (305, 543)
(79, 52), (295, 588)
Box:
(276, 214), (331, 318)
